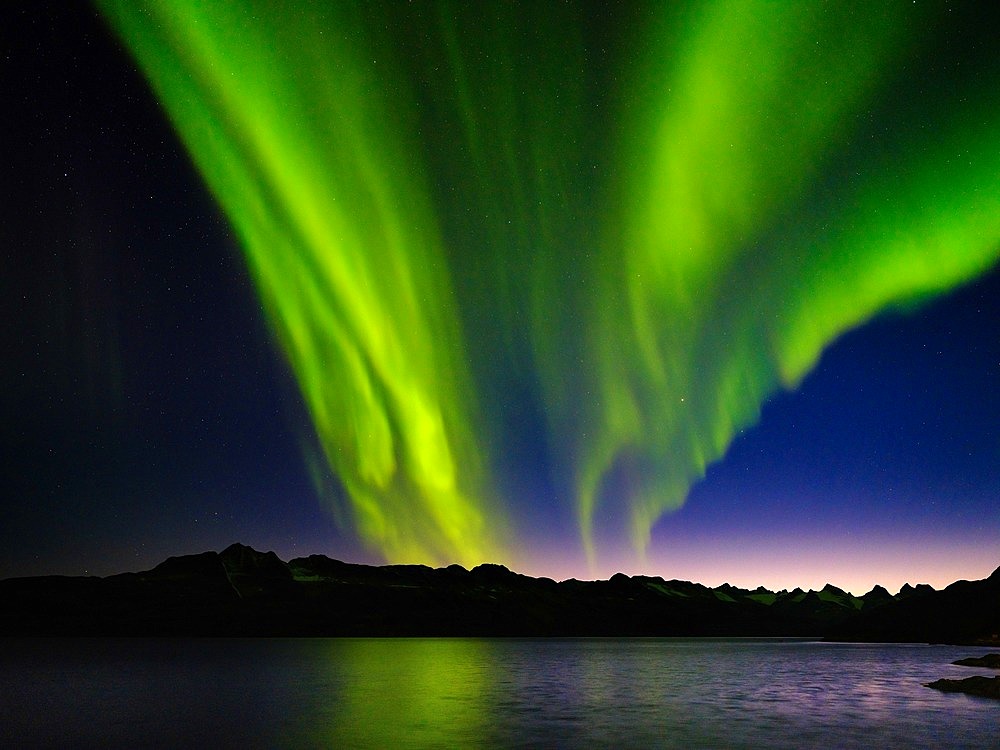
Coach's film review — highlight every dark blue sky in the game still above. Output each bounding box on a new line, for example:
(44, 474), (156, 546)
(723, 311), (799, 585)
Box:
(638, 270), (1000, 593)
(2, 2), (997, 593)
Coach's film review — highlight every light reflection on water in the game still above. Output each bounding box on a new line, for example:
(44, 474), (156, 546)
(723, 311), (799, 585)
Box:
(1, 638), (998, 749)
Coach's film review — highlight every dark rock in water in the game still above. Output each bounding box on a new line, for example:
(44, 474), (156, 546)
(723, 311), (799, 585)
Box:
(953, 654), (1000, 668)
(926, 676), (1000, 700)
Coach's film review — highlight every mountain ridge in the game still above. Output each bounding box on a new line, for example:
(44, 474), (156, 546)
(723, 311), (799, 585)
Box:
(2, 544), (997, 643)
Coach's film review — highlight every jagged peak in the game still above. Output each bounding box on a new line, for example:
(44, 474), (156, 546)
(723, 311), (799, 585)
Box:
(897, 582), (936, 597)
(862, 584), (891, 598)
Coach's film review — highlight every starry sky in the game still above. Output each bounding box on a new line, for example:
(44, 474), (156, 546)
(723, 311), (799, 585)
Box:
(3, 1), (998, 595)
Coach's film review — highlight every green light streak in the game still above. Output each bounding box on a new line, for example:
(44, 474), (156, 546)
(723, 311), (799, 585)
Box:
(97, 1), (507, 566)
(578, 1), (1000, 560)
(99, 1), (999, 569)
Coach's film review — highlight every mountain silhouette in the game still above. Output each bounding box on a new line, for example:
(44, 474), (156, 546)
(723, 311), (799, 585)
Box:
(1, 546), (996, 643)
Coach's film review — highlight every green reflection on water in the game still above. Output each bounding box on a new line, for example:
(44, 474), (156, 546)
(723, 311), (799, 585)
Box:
(302, 639), (495, 748)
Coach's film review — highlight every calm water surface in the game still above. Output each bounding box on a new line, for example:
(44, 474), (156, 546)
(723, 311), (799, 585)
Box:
(2, 637), (998, 748)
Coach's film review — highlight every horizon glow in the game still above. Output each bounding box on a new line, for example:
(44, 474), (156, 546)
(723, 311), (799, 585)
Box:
(98, 1), (1000, 572)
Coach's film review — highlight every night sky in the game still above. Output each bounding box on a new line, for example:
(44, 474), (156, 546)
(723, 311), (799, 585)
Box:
(3, 1), (998, 595)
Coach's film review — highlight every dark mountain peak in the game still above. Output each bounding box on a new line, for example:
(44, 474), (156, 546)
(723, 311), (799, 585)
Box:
(898, 583), (935, 598)
(821, 583), (848, 597)
(989, 565), (1000, 581)
(613, 573), (666, 595)
(861, 583), (892, 602)
(220, 543), (292, 581)
(859, 585), (894, 611)
(220, 542), (273, 562)
(471, 563), (515, 583)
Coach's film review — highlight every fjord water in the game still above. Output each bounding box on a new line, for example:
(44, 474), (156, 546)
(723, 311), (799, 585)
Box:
(2, 638), (998, 748)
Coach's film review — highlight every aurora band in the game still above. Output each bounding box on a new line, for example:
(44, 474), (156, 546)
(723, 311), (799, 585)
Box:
(98, 1), (1000, 568)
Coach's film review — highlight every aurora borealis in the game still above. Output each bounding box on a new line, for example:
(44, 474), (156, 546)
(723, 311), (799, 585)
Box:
(3, 1), (998, 592)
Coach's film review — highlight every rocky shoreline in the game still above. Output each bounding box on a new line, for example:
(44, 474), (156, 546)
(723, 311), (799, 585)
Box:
(925, 653), (1000, 700)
